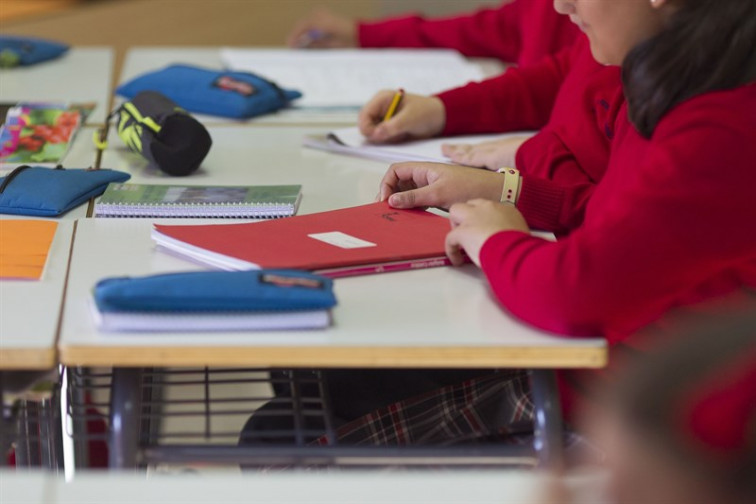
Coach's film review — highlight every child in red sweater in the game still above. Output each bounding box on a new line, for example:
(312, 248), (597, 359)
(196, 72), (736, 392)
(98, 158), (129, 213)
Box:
(361, 34), (622, 230)
(270, 0), (754, 451)
(287, 0), (579, 67)
(367, 0), (756, 434)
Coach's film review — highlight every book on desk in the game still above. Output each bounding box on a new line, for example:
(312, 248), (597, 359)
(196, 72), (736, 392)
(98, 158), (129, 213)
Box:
(151, 201), (453, 278)
(94, 183), (302, 218)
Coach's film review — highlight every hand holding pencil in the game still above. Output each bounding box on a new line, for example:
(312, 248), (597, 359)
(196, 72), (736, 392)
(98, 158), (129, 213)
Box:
(358, 89), (446, 144)
(382, 88), (405, 122)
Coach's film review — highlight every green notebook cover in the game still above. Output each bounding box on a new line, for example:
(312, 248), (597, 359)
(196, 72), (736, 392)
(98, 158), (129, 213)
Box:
(94, 183), (302, 218)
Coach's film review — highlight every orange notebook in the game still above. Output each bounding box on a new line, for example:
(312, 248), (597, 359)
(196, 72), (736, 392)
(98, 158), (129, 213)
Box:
(0, 219), (57, 280)
(152, 202), (453, 278)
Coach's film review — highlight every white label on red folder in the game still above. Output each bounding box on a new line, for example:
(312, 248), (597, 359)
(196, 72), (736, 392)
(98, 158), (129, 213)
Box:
(308, 232), (376, 249)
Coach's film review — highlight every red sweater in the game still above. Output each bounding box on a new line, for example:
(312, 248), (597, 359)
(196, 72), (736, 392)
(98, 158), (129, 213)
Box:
(439, 36), (623, 233)
(358, 0), (578, 67)
(479, 83), (756, 415)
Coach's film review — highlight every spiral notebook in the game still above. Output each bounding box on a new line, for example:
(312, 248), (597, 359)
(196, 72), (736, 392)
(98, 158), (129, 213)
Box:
(94, 183), (302, 218)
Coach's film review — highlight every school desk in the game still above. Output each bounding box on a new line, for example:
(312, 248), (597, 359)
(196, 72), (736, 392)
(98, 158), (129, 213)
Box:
(58, 124), (607, 471)
(0, 48), (114, 125)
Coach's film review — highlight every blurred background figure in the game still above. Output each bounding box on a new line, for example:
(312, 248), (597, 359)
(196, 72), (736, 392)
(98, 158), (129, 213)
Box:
(584, 311), (756, 504)
(287, 0), (579, 67)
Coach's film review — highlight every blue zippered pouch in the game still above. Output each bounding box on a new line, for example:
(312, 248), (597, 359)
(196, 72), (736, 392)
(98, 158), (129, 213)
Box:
(94, 270), (336, 313)
(0, 36), (69, 67)
(0, 165), (131, 216)
(116, 64), (302, 119)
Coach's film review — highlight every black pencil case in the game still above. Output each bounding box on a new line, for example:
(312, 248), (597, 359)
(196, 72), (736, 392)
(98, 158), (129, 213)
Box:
(112, 91), (212, 177)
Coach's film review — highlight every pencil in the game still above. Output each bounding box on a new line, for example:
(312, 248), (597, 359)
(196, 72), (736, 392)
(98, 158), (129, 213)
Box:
(382, 88), (405, 122)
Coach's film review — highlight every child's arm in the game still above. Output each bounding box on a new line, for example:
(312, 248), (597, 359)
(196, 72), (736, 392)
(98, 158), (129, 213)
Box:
(478, 96), (756, 341)
(360, 44), (577, 143)
(358, 0), (577, 66)
(358, 3), (528, 62)
(438, 43), (576, 135)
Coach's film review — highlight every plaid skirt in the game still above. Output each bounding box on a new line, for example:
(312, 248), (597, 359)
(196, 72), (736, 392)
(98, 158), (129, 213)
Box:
(315, 370), (534, 446)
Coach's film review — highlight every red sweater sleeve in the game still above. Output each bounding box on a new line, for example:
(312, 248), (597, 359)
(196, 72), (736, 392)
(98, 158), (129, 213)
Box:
(357, 0), (578, 66)
(478, 87), (756, 343)
(358, 3), (526, 63)
(437, 44), (575, 135)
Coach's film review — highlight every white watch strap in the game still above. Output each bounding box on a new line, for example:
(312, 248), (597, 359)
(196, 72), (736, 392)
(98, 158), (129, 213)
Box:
(497, 167), (520, 205)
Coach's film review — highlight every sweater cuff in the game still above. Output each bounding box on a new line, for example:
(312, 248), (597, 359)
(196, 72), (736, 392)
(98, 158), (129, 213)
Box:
(516, 175), (565, 231)
(436, 84), (479, 136)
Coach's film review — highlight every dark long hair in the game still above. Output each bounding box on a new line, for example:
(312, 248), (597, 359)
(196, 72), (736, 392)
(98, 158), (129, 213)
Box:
(622, 0), (756, 138)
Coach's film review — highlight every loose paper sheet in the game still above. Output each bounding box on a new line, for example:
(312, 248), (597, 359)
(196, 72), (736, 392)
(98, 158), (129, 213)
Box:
(304, 126), (534, 164)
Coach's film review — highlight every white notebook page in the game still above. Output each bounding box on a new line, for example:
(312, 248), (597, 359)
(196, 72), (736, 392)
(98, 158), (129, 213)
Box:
(303, 126), (534, 164)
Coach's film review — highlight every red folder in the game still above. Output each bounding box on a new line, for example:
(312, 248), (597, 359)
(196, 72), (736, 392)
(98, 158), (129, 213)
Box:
(152, 202), (453, 278)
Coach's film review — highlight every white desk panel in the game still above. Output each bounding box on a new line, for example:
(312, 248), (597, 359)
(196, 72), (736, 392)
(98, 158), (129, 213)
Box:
(0, 47), (114, 124)
(66, 125), (605, 368)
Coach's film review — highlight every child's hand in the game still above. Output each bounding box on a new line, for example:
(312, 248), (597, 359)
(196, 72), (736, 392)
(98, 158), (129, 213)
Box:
(446, 199), (530, 267)
(359, 91), (446, 144)
(441, 134), (533, 171)
(379, 162), (504, 210)
(286, 8), (356, 48)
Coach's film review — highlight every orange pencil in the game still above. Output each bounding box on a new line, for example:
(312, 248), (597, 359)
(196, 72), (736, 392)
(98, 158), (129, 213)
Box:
(382, 88), (405, 122)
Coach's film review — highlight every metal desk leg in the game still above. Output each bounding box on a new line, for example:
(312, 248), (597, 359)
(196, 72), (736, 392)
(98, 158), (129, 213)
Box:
(36, 394), (63, 471)
(109, 368), (142, 469)
(529, 369), (565, 471)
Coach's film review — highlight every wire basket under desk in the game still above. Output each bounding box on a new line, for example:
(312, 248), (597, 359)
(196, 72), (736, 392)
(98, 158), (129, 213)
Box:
(64, 366), (538, 470)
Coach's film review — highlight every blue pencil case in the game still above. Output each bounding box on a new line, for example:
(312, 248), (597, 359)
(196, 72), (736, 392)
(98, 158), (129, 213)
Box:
(92, 270), (336, 332)
(0, 165), (131, 216)
(94, 270), (336, 313)
(0, 36), (69, 68)
(116, 64), (302, 119)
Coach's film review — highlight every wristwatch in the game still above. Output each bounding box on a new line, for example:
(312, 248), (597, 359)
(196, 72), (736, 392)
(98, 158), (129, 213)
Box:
(497, 167), (521, 205)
